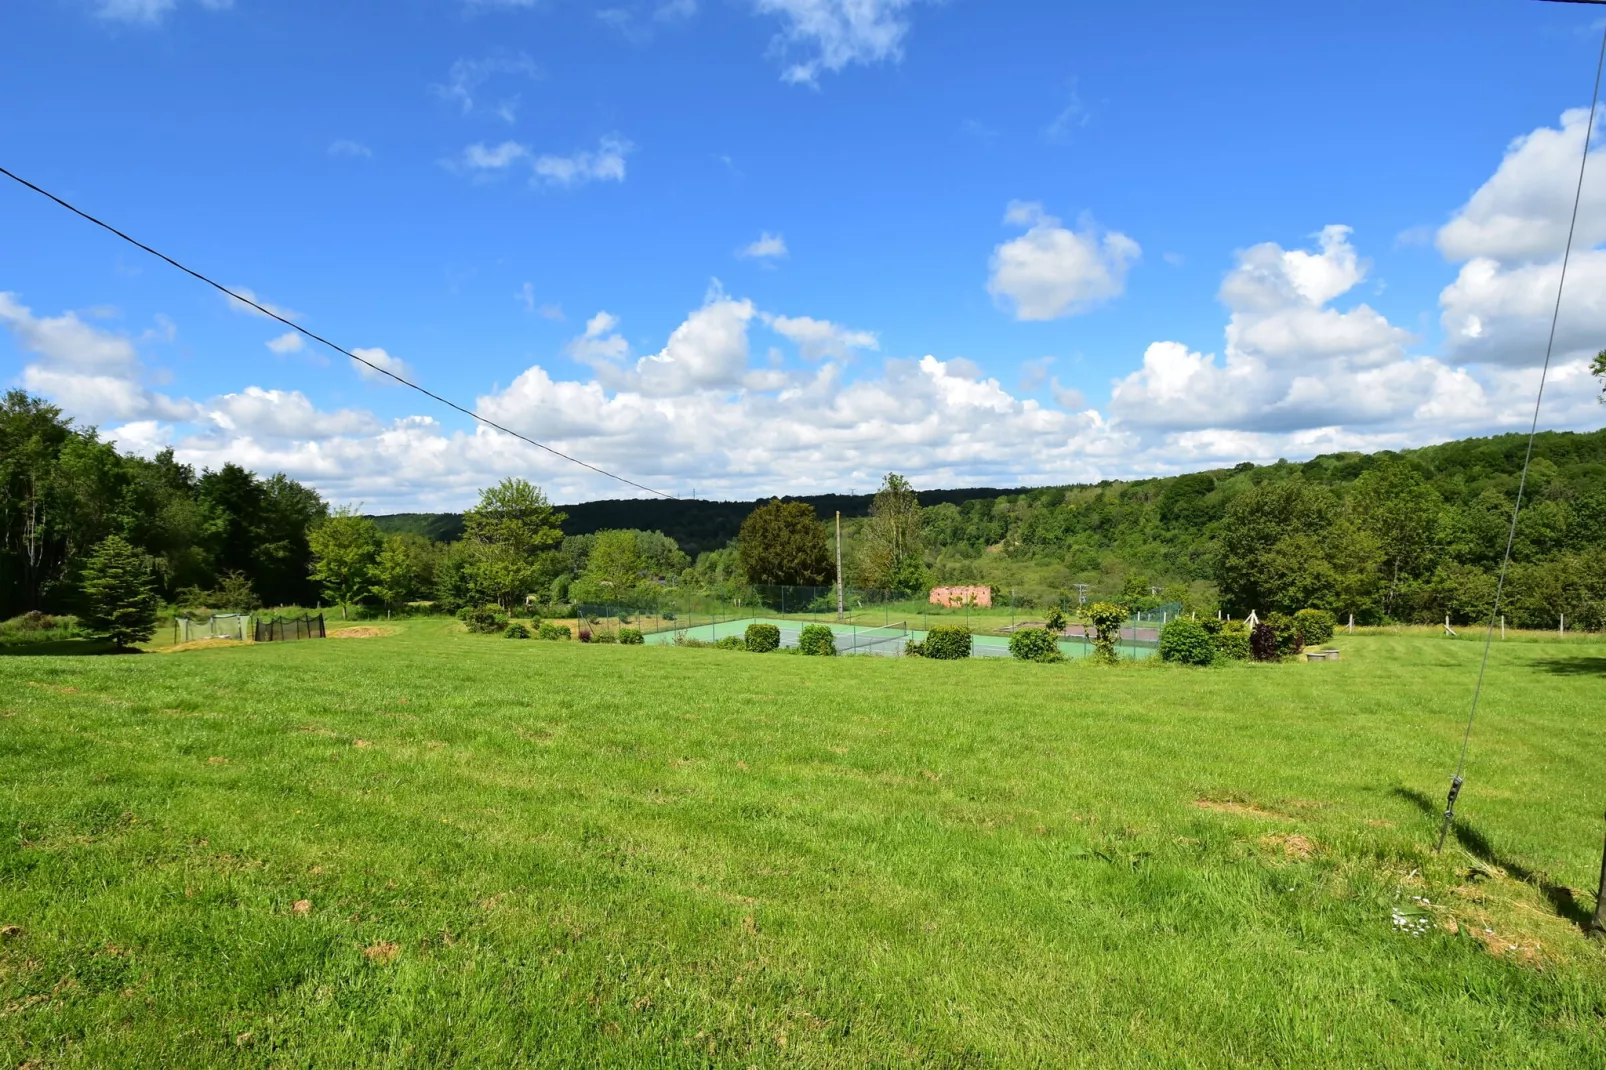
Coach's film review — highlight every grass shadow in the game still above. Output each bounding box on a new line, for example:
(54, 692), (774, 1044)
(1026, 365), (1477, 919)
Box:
(1532, 657), (1606, 677)
(0, 639), (128, 657)
(1391, 787), (1595, 930)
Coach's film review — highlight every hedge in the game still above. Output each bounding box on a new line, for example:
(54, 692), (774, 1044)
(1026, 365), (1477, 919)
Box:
(1158, 618), (1214, 665)
(1213, 621), (1250, 661)
(619, 628), (644, 645)
(503, 622), (531, 640)
(916, 625), (972, 660)
(1008, 627), (1065, 663)
(745, 622), (781, 653)
(537, 623), (572, 641)
(1294, 608), (1336, 647)
(799, 623), (837, 656)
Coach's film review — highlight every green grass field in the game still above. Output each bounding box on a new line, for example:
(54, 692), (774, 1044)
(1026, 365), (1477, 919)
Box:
(4, 622), (1606, 1067)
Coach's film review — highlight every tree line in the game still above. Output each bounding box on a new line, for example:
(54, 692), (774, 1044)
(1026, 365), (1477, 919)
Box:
(6, 381), (1603, 634)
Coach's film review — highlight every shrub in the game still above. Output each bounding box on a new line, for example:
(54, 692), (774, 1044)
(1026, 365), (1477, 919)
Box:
(798, 623), (837, 656)
(745, 622), (781, 653)
(1158, 618), (1215, 666)
(459, 606), (506, 635)
(715, 635), (746, 651)
(673, 634), (713, 648)
(578, 628), (592, 643)
(1213, 621), (1251, 661)
(503, 622), (531, 639)
(1294, 608), (1336, 647)
(1008, 627), (1064, 663)
(1250, 621), (1279, 661)
(1044, 607), (1068, 634)
(1086, 602), (1128, 665)
(905, 639), (925, 656)
(619, 628), (644, 645)
(592, 632), (618, 644)
(20, 611), (57, 632)
(1266, 611), (1302, 659)
(921, 625), (972, 660)
(537, 623), (572, 641)
(1200, 616), (1224, 636)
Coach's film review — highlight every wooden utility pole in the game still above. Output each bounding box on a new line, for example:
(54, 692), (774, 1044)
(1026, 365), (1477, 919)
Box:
(835, 511), (844, 619)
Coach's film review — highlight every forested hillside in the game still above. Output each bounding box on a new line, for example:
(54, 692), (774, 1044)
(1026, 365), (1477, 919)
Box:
(376, 427), (1606, 627)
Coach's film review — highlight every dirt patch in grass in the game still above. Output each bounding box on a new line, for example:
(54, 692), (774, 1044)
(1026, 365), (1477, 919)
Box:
(329, 627), (393, 639)
(165, 639), (248, 654)
(1260, 833), (1316, 859)
(364, 941), (400, 963)
(1193, 799), (1283, 819)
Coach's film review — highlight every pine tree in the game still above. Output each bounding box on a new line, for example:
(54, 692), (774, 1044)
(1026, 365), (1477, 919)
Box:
(80, 534), (157, 649)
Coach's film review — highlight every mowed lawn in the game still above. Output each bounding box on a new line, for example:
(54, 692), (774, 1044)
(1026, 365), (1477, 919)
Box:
(3, 624), (1606, 1067)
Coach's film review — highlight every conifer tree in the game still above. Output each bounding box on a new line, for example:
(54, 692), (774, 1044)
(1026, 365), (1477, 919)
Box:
(80, 534), (157, 649)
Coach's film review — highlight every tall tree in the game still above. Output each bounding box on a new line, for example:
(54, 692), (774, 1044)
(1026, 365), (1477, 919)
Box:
(1215, 480), (1337, 614)
(461, 478), (566, 609)
(737, 499), (831, 588)
(308, 506), (381, 618)
(856, 473), (926, 592)
(80, 534), (157, 649)
(1349, 460), (1441, 618)
(371, 535), (420, 614)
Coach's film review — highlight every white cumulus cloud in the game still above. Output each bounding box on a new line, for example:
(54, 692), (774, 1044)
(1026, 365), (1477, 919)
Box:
(987, 202), (1140, 321)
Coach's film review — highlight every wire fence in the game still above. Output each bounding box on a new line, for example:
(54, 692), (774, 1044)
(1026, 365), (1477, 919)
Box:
(254, 614), (326, 643)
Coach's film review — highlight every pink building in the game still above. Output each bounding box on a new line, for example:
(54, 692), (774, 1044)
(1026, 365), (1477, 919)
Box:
(929, 585), (992, 608)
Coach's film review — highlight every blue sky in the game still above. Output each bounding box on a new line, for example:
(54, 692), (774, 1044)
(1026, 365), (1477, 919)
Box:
(4, 0), (1606, 509)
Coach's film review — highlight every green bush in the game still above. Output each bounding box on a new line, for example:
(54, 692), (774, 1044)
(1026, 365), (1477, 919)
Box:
(1086, 602), (1128, 665)
(537, 623), (572, 641)
(1266, 611), (1302, 659)
(798, 623), (837, 657)
(672, 634), (713, 648)
(1044, 607), (1068, 633)
(459, 606), (507, 635)
(1008, 627), (1064, 663)
(920, 625), (972, 660)
(619, 628), (644, 645)
(1158, 618), (1214, 665)
(592, 632), (619, 644)
(1294, 608), (1336, 647)
(745, 622), (781, 653)
(1213, 621), (1251, 661)
(715, 635), (746, 651)
(503, 622), (531, 639)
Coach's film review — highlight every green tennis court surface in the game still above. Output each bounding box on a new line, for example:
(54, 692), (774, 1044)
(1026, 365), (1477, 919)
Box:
(643, 617), (1157, 658)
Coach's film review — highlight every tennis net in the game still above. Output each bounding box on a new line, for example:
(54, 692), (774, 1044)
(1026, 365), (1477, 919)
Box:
(842, 621), (908, 655)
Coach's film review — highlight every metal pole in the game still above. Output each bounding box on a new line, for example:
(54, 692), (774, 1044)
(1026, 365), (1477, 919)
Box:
(1591, 811), (1606, 938)
(836, 511), (844, 620)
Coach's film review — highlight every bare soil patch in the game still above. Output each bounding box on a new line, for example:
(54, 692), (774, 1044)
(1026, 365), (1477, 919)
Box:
(1192, 799), (1283, 819)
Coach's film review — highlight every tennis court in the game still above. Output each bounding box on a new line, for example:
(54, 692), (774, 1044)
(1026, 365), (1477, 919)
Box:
(643, 618), (1156, 659)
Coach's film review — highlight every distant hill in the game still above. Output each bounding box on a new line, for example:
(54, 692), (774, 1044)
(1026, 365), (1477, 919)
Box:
(371, 486), (1025, 556)
(369, 426), (1606, 561)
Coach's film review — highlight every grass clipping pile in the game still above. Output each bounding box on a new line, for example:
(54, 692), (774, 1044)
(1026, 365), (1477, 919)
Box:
(328, 627), (393, 639)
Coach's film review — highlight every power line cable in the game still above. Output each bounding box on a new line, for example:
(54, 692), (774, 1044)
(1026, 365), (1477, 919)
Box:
(0, 165), (678, 500)
(1436, 16), (1606, 852)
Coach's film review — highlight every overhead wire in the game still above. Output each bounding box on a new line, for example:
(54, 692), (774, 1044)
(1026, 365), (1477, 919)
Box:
(1435, 16), (1606, 852)
(0, 165), (678, 500)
